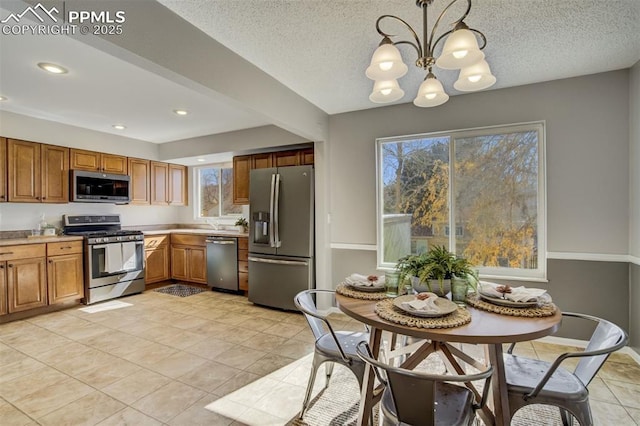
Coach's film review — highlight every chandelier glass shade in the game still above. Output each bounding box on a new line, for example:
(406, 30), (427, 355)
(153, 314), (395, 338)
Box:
(366, 0), (496, 108)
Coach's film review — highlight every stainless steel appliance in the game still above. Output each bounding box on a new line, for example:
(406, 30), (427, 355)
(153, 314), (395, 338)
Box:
(63, 214), (144, 304)
(206, 236), (238, 292)
(71, 170), (131, 204)
(249, 165), (314, 310)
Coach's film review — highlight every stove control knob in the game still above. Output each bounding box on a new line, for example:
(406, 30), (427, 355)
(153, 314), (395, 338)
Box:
(116, 236), (122, 241)
(95, 238), (102, 243)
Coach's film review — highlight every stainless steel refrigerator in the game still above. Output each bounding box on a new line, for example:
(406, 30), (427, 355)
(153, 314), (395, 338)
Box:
(248, 165), (314, 310)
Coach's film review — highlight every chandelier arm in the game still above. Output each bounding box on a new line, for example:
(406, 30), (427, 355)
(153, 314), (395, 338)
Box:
(376, 14), (424, 56)
(426, 0), (471, 51)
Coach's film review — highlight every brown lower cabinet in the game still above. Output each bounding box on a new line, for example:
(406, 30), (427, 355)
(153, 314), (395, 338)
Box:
(170, 234), (207, 284)
(47, 241), (84, 304)
(0, 241), (84, 317)
(238, 237), (248, 291)
(144, 234), (170, 284)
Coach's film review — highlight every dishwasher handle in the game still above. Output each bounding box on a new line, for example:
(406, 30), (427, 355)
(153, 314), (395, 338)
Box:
(206, 239), (236, 245)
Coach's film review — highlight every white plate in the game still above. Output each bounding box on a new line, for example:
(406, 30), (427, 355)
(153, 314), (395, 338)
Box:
(393, 295), (458, 318)
(345, 283), (386, 293)
(478, 293), (539, 308)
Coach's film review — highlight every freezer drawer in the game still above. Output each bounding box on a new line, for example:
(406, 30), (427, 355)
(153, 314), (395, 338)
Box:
(248, 254), (313, 311)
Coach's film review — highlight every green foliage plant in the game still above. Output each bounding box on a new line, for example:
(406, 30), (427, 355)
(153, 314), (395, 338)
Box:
(396, 245), (476, 294)
(235, 217), (249, 231)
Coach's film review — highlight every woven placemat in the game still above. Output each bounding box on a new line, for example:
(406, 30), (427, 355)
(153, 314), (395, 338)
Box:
(336, 283), (389, 300)
(374, 298), (471, 329)
(465, 293), (557, 317)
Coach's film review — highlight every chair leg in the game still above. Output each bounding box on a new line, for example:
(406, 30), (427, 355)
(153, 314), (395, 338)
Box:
(560, 408), (574, 426)
(325, 361), (335, 385)
(298, 355), (322, 420)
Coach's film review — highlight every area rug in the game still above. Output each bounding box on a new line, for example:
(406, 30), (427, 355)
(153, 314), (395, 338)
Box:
(286, 363), (567, 426)
(154, 284), (208, 297)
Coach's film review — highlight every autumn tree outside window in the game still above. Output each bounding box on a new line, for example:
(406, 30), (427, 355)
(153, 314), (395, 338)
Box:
(377, 122), (546, 280)
(196, 166), (243, 219)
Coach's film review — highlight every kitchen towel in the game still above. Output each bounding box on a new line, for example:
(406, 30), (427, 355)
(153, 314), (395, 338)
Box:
(121, 242), (138, 271)
(104, 243), (123, 273)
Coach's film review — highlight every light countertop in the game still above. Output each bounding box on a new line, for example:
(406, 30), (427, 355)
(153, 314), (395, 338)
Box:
(143, 228), (249, 238)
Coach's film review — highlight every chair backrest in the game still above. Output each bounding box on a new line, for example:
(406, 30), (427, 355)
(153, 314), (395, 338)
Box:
(565, 312), (629, 386)
(294, 289), (328, 340)
(356, 341), (492, 426)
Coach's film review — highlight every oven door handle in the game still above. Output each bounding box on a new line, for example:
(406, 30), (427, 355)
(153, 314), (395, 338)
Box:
(92, 241), (144, 249)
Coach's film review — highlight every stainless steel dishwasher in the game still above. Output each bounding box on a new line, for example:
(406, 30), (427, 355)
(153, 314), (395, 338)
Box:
(206, 236), (238, 291)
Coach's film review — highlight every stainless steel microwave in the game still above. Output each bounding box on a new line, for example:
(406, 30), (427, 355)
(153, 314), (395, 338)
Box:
(71, 170), (131, 203)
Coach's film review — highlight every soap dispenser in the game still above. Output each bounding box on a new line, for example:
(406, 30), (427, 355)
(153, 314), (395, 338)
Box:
(37, 213), (47, 235)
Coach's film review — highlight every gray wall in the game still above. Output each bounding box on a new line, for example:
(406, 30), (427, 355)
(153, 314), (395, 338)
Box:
(629, 60), (640, 352)
(328, 71), (632, 338)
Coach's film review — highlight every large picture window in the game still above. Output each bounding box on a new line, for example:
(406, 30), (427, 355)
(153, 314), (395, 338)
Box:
(195, 166), (243, 218)
(377, 122), (546, 280)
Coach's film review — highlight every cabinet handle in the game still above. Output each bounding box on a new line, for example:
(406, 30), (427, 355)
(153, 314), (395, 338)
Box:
(42, 197), (46, 200)
(0, 195), (4, 199)
(7, 264), (12, 268)
(0, 265), (4, 269)
(36, 197), (41, 200)
(0, 252), (14, 255)
(61, 246), (72, 249)
(49, 260), (53, 264)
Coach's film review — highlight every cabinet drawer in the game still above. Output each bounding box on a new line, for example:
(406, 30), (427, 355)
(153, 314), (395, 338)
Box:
(238, 249), (248, 261)
(238, 260), (248, 273)
(47, 241), (83, 256)
(0, 244), (46, 261)
(238, 238), (248, 250)
(171, 234), (206, 246)
(145, 234), (169, 248)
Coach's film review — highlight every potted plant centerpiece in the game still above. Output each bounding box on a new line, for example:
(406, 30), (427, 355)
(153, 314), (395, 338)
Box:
(235, 217), (249, 233)
(396, 245), (476, 296)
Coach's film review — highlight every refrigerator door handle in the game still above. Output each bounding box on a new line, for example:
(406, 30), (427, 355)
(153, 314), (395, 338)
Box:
(274, 173), (281, 248)
(269, 173), (276, 247)
(248, 256), (309, 266)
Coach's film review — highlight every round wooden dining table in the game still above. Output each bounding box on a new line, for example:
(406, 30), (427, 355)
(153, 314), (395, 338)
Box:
(335, 293), (562, 426)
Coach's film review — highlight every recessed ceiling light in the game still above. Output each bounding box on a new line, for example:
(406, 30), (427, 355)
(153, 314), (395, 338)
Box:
(112, 124), (126, 130)
(197, 158), (206, 162)
(37, 62), (68, 74)
(173, 109), (188, 116)
(0, 96), (7, 101)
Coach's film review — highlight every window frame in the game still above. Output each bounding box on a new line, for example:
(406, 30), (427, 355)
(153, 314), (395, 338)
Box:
(192, 164), (243, 221)
(376, 121), (547, 281)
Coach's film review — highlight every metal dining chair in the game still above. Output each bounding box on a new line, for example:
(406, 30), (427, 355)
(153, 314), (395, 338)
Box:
(293, 289), (370, 420)
(504, 312), (628, 426)
(356, 341), (493, 426)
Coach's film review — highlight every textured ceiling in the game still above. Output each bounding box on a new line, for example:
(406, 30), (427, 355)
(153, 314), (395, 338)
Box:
(158, 0), (640, 114)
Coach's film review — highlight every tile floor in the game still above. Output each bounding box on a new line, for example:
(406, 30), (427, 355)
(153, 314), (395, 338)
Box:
(0, 288), (638, 425)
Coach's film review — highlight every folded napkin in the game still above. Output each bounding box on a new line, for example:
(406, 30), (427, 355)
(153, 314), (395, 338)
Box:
(345, 273), (386, 288)
(479, 281), (547, 302)
(402, 295), (440, 314)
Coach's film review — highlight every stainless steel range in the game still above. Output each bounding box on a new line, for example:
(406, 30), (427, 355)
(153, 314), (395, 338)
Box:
(63, 214), (145, 305)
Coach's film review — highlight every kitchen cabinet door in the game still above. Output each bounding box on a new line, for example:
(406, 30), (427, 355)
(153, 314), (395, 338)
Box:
(300, 148), (314, 165)
(0, 137), (6, 203)
(274, 150), (299, 167)
(233, 155), (251, 205)
(129, 158), (150, 205)
(188, 246), (207, 283)
(101, 153), (127, 175)
(8, 139), (41, 202)
(251, 153), (273, 169)
(170, 245), (188, 281)
(70, 148), (100, 171)
(145, 235), (170, 284)
(41, 144), (69, 203)
(47, 253), (83, 304)
(168, 164), (187, 206)
(7, 257), (47, 313)
(0, 263), (6, 315)
(150, 161), (169, 205)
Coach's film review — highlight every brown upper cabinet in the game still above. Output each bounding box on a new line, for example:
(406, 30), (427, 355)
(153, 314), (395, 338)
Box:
(70, 148), (127, 175)
(232, 147), (314, 205)
(7, 139), (69, 203)
(0, 138), (6, 203)
(150, 161), (187, 206)
(232, 155), (251, 205)
(128, 158), (150, 205)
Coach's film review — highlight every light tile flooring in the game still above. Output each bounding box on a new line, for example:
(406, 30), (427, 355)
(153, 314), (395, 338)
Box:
(0, 289), (638, 425)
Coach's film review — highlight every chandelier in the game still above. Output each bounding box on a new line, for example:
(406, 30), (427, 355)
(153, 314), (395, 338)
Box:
(366, 0), (496, 107)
